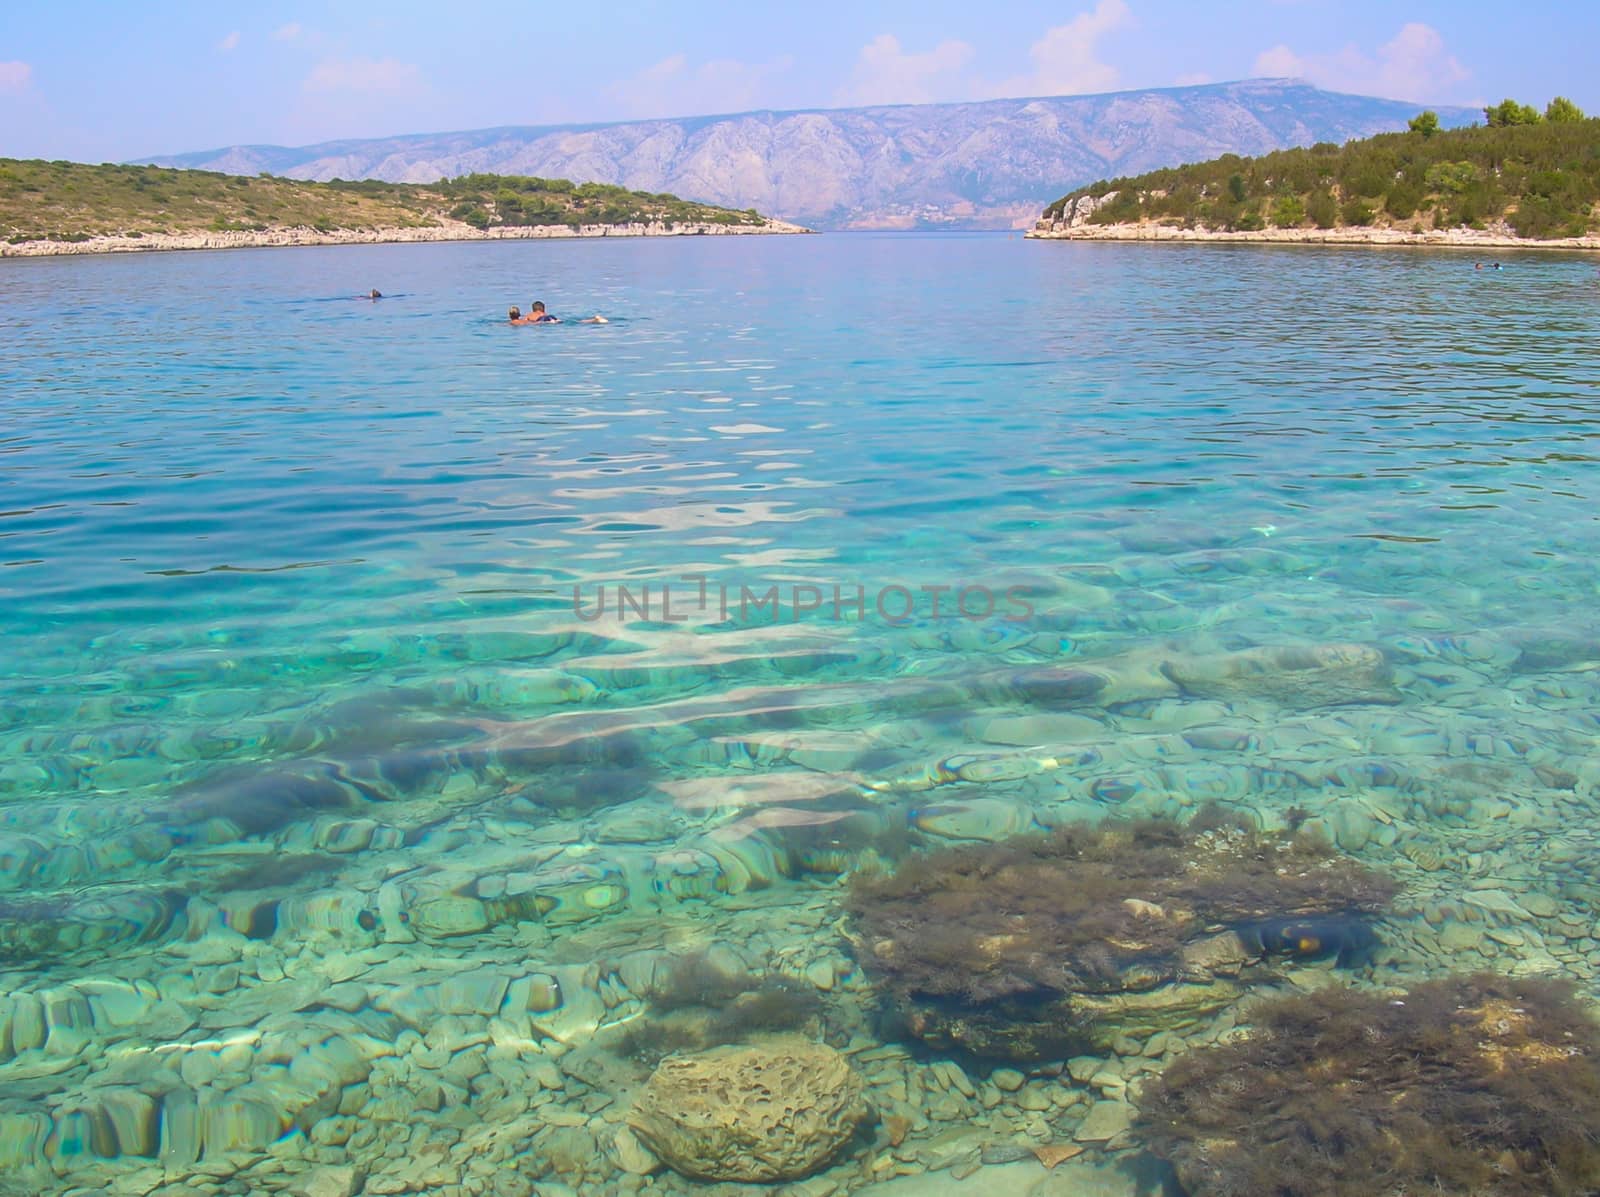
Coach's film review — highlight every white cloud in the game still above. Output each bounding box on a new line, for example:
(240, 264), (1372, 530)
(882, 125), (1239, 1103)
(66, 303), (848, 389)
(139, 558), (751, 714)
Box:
(834, 34), (976, 107)
(303, 57), (423, 94)
(217, 31), (241, 53)
(608, 53), (794, 119)
(273, 23), (303, 41)
(1254, 44), (1303, 78)
(1252, 22), (1469, 103)
(998, 0), (1131, 98)
(0, 60), (31, 94)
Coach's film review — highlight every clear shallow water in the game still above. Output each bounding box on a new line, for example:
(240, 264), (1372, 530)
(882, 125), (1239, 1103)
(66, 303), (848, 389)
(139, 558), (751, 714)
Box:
(5, 234), (1600, 1190)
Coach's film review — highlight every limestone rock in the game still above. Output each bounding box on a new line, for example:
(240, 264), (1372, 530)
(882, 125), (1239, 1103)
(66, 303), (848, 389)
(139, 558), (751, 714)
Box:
(610, 1125), (662, 1175)
(1074, 1099), (1134, 1143)
(991, 1067), (1026, 1092)
(294, 1166), (364, 1197)
(1162, 642), (1400, 708)
(1178, 931), (1254, 976)
(627, 1035), (869, 1182)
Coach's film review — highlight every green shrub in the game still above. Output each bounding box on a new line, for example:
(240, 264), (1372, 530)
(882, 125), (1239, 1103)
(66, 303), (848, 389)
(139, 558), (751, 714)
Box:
(1270, 195), (1305, 227)
(1307, 190), (1339, 228)
(1385, 180), (1423, 219)
(1340, 197), (1375, 226)
(1423, 160), (1482, 194)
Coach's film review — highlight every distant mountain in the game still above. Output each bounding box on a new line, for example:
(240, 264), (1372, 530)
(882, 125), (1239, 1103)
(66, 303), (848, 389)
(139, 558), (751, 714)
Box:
(140, 79), (1479, 230)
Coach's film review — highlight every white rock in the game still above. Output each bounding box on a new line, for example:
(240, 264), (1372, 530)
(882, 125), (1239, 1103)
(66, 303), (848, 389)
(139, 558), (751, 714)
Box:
(611, 1125), (662, 1174)
(295, 1165), (364, 1197)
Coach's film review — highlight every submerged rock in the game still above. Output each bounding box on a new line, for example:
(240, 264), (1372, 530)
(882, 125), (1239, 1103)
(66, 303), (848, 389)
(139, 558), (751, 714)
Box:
(1162, 642), (1401, 708)
(0, 887), (185, 963)
(627, 1035), (869, 1182)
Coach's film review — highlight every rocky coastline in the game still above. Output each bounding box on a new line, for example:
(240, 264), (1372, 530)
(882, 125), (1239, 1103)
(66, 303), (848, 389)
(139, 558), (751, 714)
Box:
(0, 217), (810, 259)
(1026, 216), (1600, 251)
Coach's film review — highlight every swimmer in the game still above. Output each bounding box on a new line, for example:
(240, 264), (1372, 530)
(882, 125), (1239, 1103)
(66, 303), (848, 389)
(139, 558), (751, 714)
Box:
(364, 289), (383, 299)
(508, 306), (523, 324)
(579, 314), (609, 324)
(527, 301), (560, 324)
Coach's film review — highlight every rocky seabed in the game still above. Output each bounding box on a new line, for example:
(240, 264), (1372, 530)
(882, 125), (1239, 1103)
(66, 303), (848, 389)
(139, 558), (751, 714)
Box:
(8, 564), (1600, 1194)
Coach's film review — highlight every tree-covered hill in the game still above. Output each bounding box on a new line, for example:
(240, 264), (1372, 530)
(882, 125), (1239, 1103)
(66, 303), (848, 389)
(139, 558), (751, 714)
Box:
(0, 160), (767, 244)
(1043, 98), (1600, 240)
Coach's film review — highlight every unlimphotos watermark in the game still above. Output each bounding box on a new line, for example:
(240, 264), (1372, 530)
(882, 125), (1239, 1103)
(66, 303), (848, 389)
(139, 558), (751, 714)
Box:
(572, 574), (1036, 625)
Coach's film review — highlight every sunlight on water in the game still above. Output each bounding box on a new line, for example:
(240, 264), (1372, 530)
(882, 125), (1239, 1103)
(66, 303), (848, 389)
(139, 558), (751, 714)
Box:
(3, 235), (1600, 1194)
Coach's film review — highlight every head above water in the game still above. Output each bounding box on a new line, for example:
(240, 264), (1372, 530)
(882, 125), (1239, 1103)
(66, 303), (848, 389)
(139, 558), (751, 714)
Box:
(531, 301), (546, 314)
(509, 306), (522, 321)
(369, 289), (382, 299)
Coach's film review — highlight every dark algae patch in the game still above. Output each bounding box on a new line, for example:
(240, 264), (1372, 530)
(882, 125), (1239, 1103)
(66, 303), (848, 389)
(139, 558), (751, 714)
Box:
(1140, 973), (1600, 1197)
(846, 812), (1396, 1060)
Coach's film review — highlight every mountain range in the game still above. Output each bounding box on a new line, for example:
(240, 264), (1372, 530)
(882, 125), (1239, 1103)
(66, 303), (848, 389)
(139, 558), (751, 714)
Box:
(140, 79), (1478, 230)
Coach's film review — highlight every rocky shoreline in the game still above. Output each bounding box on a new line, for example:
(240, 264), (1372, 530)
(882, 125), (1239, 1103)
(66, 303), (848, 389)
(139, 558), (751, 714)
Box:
(1026, 217), (1600, 251)
(0, 217), (811, 258)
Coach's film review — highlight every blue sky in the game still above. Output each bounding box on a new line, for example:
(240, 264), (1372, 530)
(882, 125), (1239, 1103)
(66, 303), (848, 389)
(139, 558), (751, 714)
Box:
(1, 1), (1595, 162)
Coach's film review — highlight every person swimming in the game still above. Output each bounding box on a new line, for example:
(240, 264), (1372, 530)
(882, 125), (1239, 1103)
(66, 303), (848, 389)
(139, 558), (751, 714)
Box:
(364, 289), (383, 299)
(510, 301), (608, 325)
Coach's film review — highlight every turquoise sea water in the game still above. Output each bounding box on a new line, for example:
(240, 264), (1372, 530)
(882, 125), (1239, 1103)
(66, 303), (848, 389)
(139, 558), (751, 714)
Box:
(5, 234), (1600, 1192)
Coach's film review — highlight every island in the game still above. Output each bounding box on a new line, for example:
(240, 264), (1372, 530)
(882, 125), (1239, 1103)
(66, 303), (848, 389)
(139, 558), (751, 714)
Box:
(0, 161), (807, 257)
(1029, 96), (1600, 251)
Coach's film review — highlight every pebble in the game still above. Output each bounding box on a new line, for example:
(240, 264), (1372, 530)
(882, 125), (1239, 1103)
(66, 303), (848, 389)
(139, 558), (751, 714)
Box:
(1016, 1086), (1052, 1112)
(295, 1166), (364, 1197)
(1066, 1057), (1101, 1083)
(991, 1068), (1025, 1092)
(1073, 1100), (1134, 1143)
(321, 952), (366, 984)
(1524, 894), (1559, 918)
(540, 1106), (589, 1128)
(981, 1143), (1035, 1164)
(180, 1050), (221, 1088)
(932, 1060), (976, 1098)
(321, 983), (370, 1012)
(610, 1126), (661, 1175)
(1088, 1070), (1126, 1098)
(805, 961), (837, 991)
